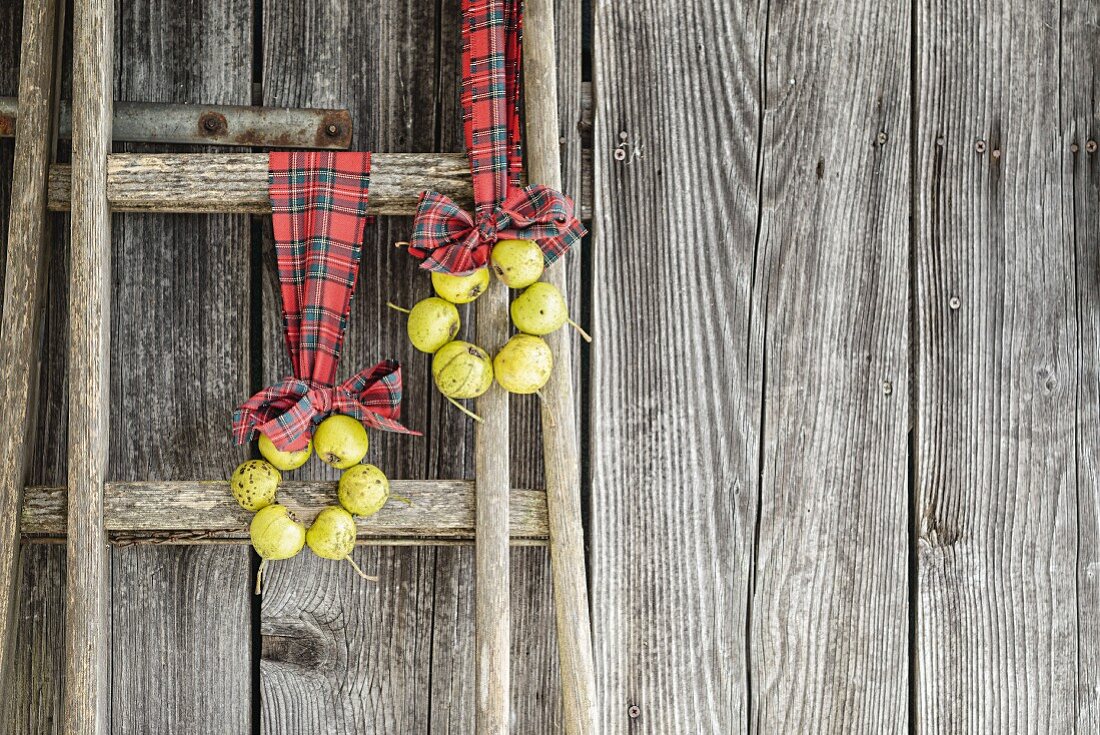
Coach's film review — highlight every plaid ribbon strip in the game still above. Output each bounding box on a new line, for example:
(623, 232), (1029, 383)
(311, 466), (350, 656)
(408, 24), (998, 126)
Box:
(406, 0), (585, 275)
(232, 151), (419, 452)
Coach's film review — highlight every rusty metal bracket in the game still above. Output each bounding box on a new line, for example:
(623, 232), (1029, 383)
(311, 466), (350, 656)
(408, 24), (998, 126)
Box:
(0, 97), (353, 149)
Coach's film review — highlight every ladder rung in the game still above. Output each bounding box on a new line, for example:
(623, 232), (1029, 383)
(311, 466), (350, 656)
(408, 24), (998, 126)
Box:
(0, 97), (354, 149)
(22, 480), (548, 544)
(47, 153), (474, 214)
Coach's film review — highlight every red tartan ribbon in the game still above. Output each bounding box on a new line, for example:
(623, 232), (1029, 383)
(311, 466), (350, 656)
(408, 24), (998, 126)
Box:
(408, 185), (584, 275)
(407, 0), (585, 275)
(232, 151), (419, 452)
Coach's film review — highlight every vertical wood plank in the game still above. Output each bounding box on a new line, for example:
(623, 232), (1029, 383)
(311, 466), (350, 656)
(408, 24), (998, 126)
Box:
(0, 0), (59, 703)
(474, 267), (512, 735)
(524, 0), (596, 732)
(259, 2), (451, 732)
(915, 1), (1081, 731)
(749, 1), (911, 731)
(1065, 1), (1100, 728)
(590, 1), (763, 731)
(65, 0), (113, 729)
(105, 0), (254, 732)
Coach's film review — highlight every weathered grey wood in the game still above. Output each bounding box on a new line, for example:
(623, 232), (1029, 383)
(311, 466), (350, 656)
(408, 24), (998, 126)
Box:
(590, 0), (753, 732)
(103, 1), (255, 731)
(47, 152), (473, 214)
(1066, 2), (1100, 729)
(474, 226), (512, 735)
(749, 1), (911, 730)
(524, 0), (596, 732)
(22, 481), (549, 541)
(65, 0), (112, 729)
(0, 97), (354, 149)
(915, 2), (1082, 730)
(0, 0), (61, 703)
(259, 2), (461, 732)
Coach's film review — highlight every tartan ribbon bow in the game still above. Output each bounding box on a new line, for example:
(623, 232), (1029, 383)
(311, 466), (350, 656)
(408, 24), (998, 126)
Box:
(232, 150), (420, 452)
(408, 184), (586, 275)
(232, 360), (419, 453)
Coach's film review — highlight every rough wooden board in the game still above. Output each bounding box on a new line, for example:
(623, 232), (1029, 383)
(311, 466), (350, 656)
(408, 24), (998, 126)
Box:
(22, 481), (550, 540)
(103, 0), (254, 731)
(915, 1), (1081, 730)
(590, 1), (763, 731)
(46, 152), (474, 214)
(748, 0), (911, 730)
(258, 2), (445, 731)
(1065, 2), (1100, 728)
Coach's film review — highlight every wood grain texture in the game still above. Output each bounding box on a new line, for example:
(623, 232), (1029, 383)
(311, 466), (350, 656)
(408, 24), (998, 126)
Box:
(259, 2), (459, 732)
(524, 0), (597, 732)
(749, 1), (911, 731)
(104, 0), (254, 732)
(915, 1), (1083, 731)
(1065, 2), (1100, 729)
(474, 257), (512, 735)
(257, 1), (563, 731)
(22, 481), (549, 541)
(590, 0), (763, 731)
(47, 152), (474, 214)
(0, 0), (60, 703)
(65, 0), (112, 729)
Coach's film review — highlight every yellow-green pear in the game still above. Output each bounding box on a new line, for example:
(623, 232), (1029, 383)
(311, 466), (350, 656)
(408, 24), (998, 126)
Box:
(313, 414), (369, 469)
(258, 432), (312, 471)
(432, 268), (490, 304)
(493, 334), (553, 394)
(490, 239), (544, 288)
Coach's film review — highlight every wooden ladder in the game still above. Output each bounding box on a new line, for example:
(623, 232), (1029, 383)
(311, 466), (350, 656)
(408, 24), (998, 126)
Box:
(0, 0), (597, 732)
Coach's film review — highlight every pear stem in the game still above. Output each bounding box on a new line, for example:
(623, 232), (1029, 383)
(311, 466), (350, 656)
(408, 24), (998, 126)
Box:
(386, 302), (412, 314)
(344, 555), (380, 582)
(536, 389), (557, 428)
(445, 394), (483, 422)
(394, 241), (410, 248)
(389, 493), (413, 506)
(255, 558), (267, 596)
(567, 318), (593, 343)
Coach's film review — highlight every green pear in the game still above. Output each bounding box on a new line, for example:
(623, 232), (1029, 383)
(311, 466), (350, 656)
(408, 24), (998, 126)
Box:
(313, 414), (369, 469)
(406, 297), (460, 353)
(230, 459), (280, 511)
(306, 506), (378, 581)
(510, 282), (591, 341)
(250, 504), (306, 594)
(493, 334), (553, 394)
(258, 432), (312, 471)
(339, 463), (409, 517)
(432, 268), (490, 304)
(490, 239), (544, 288)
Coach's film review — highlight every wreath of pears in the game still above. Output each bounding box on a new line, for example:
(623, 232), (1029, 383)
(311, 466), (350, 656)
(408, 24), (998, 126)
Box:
(229, 414), (411, 594)
(389, 239), (590, 422)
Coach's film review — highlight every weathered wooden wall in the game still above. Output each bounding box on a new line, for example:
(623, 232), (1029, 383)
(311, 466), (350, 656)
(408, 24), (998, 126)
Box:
(2, 0), (1099, 732)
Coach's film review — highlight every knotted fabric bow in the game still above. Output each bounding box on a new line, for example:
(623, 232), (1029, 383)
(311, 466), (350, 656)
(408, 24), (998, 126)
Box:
(406, 0), (585, 275)
(408, 185), (585, 274)
(232, 151), (419, 452)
